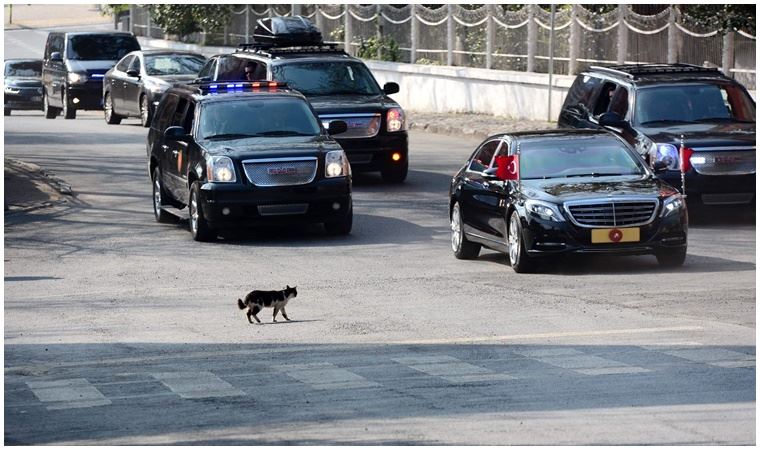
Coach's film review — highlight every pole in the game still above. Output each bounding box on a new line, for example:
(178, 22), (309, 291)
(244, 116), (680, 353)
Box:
(547, 5), (555, 122)
(344, 5), (353, 56)
(485, 4), (494, 69)
(526, 5), (537, 73)
(447, 4), (454, 66)
(410, 4), (417, 64)
(245, 5), (250, 44)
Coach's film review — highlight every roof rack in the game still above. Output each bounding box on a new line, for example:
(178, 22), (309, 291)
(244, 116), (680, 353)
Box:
(589, 63), (722, 80)
(235, 42), (346, 57)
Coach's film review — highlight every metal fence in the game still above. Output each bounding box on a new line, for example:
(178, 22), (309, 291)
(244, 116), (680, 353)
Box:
(129, 4), (756, 89)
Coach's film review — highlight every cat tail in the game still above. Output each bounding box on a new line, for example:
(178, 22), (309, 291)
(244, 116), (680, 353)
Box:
(237, 298), (246, 310)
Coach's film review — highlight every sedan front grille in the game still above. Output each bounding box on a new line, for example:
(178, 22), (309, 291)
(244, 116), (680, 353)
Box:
(242, 157), (317, 187)
(564, 199), (658, 228)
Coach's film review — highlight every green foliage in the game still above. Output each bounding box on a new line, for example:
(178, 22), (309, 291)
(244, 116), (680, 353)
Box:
(329, 25), (344, 42)
(683, 4), (755, 35)
(415, 58), (442, 65)
(100, 4), (129, 16)
(148, 4), (233, 41)
(357, 35), (401, 62)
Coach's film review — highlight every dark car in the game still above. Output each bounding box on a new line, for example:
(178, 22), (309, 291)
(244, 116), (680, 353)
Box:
(103, 50), (206, 127)
(147, 81), (352, 241)
(42, 31), (140, 119)
(4, 59), (43, 115)
(449, 130), (688, 273)
(558, 64), (756, 207)
(198, 16), (409, 183)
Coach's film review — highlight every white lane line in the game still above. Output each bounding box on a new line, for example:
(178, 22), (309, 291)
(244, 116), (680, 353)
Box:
(150, 372), (245, 399)
(514, 348), (650, 376)
(26, 378), (111, 410)
(392, 355), (515, 383)
(390, 326), (704, 345)
(271, 363), (380, 390)
(661, 348), (755, 368)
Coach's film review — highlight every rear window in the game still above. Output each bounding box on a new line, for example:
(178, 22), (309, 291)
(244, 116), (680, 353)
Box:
(145, 54), (206, 76)
(67, 35), (140, 61)
(635, 83), (756, 125)
(5, 61), (42, 77)
(271, 61), (381, 96)
(199, 97), (321, 140)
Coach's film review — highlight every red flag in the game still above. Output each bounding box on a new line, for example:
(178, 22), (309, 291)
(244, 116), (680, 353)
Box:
(496, 155), (520, 181)
(679, 145), (693, 173)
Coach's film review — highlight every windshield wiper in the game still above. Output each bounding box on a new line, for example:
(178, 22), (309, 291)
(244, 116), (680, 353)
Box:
(203, 133), (259, 140)
(640, 119), (694, 126)
(255, 130), (315, 137)
(693, 117), (755, 123)
(565, 173), (628, 178)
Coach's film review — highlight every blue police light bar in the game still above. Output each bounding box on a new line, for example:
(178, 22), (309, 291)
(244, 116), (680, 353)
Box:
(199, 81), (288, 94)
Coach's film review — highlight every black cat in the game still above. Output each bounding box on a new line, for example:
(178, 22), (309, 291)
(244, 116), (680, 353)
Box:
(237, 285), (297, 324)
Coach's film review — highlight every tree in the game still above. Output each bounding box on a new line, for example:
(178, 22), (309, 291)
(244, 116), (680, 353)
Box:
(683, 4), (755, 35)
(148, 4), (233, 42)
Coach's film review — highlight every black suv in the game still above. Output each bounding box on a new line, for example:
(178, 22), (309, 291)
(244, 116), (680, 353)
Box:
(558, 64), (756, 207)
(147, 81), (352, 241)
(197, 16), (409, 183)
(42, 31), (140, 119)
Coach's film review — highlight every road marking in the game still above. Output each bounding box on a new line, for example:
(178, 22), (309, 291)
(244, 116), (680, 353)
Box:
(661, 348), (755, 369)
(514, 348), (650, 376)
(26, 378), (111, 410)
(271, 362), (380, 390)
(392, 355), (515, 383)
(150, 372), (245, 399)
(390, 326), (704, 345)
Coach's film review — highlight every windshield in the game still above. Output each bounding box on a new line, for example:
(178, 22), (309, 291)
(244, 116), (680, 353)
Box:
(199, 97), (322, 140)
(67, 35), (140, 61)
(635, 83), (756, 125)
(4, 60), (42, 77)
(145, 54), (205, 76)
(271, 61), (381, 96)
(520, 138), (646, 180)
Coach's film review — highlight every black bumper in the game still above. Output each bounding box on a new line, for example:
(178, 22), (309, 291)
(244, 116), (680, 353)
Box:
(5, 92), (43, 110)
(198, 177), (352, 228)
(660, 170), (755, 206)
(336, 132), (408, 172)
(67, 83), (103, 110)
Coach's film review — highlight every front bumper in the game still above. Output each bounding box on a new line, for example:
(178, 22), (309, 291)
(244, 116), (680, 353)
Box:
(67, 82), (103, 110)
(198, 177), (352, 228)
(660, 170), (755, 206)
(336, 132), (408, 172)
(4, 90), (43, 110)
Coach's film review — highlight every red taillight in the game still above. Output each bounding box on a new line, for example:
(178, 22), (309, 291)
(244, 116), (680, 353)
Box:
(680, 146), (694, 173)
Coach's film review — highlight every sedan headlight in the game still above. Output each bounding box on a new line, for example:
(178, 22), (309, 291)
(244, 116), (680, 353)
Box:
(325, 150), (350, 178)
(67, 72), (87, 84)
(650, 143), (679, 170)
(206, 155), (236, 183)
(526, 199), (565, 222)
(661, 194), (685, 217)
(4, 86), (20, 94)
(386, 108), (405, 132)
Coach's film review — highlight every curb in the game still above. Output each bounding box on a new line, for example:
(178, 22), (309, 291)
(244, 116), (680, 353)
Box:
(4, 158), (73, 214)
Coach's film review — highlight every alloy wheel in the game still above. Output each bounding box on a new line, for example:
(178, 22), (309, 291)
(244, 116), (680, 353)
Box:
(451, 204), (463, 252)
(508, 213), (520, 266)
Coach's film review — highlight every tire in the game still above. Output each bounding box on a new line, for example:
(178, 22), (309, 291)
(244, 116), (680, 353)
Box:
(104, 92), (122, 125)
(62, 89), (76, 119)
(152, 168), (175, 224)
(4, 108), (10, 116)
(189, 182), (215, 242)
(508, 210), (535, 273)
(451, 202), (481, 260)
(43, 91), (59, 119)
(139, 94), (152, 128)
(324, 201), (353, 235)
(381, 160), (408, 183)
(656, 247), (687, 268)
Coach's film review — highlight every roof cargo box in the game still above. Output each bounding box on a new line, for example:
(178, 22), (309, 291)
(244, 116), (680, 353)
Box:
(253, 16), (323, 47)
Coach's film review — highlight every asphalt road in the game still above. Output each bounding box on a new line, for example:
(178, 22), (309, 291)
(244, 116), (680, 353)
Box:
(4, 27), (757, 445)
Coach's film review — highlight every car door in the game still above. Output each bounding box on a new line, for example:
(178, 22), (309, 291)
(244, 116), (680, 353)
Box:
(458, 139), (505, 239)
(154, 93), (180, 199)
(163, 97), (192, 201)
(108, 54), (133, 112)
(558, 74), (603, 129)
(122, 55), (143, 115)
(42, 33), (66, 107)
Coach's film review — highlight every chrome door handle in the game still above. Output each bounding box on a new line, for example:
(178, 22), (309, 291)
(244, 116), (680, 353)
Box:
(161, 144), (169, 151)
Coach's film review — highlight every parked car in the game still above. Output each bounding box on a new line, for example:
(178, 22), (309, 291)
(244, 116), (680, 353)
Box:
(4, 59), (43, 115)
(197, 16), (409, 183)
(42, 31), (140, 119)
(147, 81), (352, 241)
(558, 63), (756, 207)
(103, 50), (206, 127)
(449, 129), (688, 273)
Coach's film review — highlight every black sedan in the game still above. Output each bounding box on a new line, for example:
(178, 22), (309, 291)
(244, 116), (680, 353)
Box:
(4, 59), (43, 115)
(449, 130), (688, 273)
(103, 50), (205, 127)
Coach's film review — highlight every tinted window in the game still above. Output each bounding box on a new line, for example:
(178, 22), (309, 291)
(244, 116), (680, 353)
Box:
(635, 83), (756, 125)
(46, 34), (64, 58)
(115, 55), (134, 72)
(216, 56), (247, 81)
(199, 97), (321, 139)
(155, 93), (179, 132)
(469, 140), (501, 172)
(564, 75), (603, 111)
(271, 61), (381, 96)
(519, 137), (646, 180)
(145, 54), (206, 76)
(197, 59), (217, 80)
(67, 34), (140, 61)
(5, 61), (42, 77)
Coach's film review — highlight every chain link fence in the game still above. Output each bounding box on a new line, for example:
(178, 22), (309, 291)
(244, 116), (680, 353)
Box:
(129, 4), (756, 89)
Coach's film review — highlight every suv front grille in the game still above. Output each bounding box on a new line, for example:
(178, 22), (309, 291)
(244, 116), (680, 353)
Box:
(690, 149), (756, 176)
(242, 157), (318, 187)
(320, 113), (381, 139)
(565, 199), (658, 228)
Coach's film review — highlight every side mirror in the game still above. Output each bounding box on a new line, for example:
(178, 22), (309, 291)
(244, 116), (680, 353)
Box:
(599, 111), (628, 128)
(652, 160), (669, 174)
(50, 52), (62, 62)
(126, 69), (140, 78)
(327, 120), (348, 135)
(164, 126), (189, 142)
(383, 82), (399, 95)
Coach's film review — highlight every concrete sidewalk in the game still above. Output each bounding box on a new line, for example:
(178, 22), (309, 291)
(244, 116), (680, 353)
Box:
(3, 4), (110, 30)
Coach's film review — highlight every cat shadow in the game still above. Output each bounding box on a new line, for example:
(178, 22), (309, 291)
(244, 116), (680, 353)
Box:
(249, 319), (322, 326)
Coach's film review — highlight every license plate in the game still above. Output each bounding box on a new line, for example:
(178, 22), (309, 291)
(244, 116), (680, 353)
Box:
(591, 227), (640, 244)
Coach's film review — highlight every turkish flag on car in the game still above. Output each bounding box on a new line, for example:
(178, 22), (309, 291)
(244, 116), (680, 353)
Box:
(496, 155), (519, 181)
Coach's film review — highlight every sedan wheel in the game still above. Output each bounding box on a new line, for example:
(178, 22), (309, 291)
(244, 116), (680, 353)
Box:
(451, 202), (480, 259)
(104, 93), (121, 124)
(508, 211), (534, 273)
(140, 95), (152, 127)
(62, 90), (76, 119)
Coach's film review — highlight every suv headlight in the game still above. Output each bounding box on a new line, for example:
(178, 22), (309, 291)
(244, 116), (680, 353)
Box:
(661, 194), (685, 217)
(4, 86), (20, 94)
(386, 108), (405, 132)
(67, 72), (87, 84)
(206, 155), (236, 183)
(650, 143), (679, 170)
(325, 150), (350, 178)
(526, 199), (565, 222)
